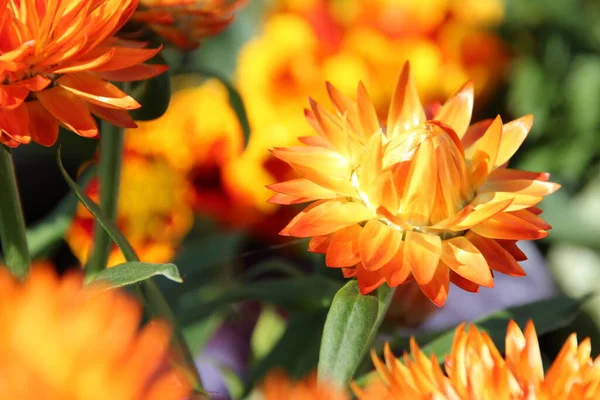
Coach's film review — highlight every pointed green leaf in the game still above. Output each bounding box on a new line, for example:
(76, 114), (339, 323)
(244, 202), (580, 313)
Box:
(318, 280), (379, 388)
(57, 148), (138, 263)
(88, 261), (183, 288)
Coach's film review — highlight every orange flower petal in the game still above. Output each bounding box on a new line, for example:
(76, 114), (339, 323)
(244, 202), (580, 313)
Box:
(58, 73), (140, 110)
(461, 118), (493, 149)
(470, 213), (548, 241)
(36, 86), (98, 137)
(487, 169), (551, 182)
(467, 115), (503, 188)
(87, 103), (137, 129)
(90, 46), (163, 73)
(404, 231), (442, 285)
(326, 81), (361, 136)
(440, 237), (493, 288)
(466, 232), (526, 276)
(357, 264), (387, 295)
(326, 225), (362, 267)
(359, 220), (403, 271)
(384, 243), (412, 287)
(357, 81), (381, 139)
(0, 84), (29, 110)
(434, 81), (474, 139)
(417, 263), (449, 306)
(308, 236), (330, 254)
(95, 63), (169, 82)
(287, 199), (375, 237)
(495, 115), (533, 168)
(449, 270), (480, 293)
(267, 193), (311, 205)
(479, 179), (560, 197)
(387, 62), (426, 138)
(0, 104), (31, 144)
(267, 178), (340, 201)
(454, 198), (513, 230)
(26, 101), (59, 146)
(471, 191), (543, 212)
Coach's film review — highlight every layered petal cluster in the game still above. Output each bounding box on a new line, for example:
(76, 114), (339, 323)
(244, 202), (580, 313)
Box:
(66, 153), (194, 267)
(0, 0), (167, 147)
(253, 370), (349, 400)
(270, 63), (559, 305)
(130, 0), (246, 50)
(0, 265), (191, 399)
(356, 320), (600, 399)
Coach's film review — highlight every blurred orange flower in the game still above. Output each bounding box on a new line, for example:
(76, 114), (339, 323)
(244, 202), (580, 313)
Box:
(0, 0), (167, 147)
(356, 320), (600, 399)
(0, 265), (191, 399)
(270, 63), (559, 305)
(130, 0), (246, 50)
(67, 153), (193, 267)
(256, 370), (349, 400)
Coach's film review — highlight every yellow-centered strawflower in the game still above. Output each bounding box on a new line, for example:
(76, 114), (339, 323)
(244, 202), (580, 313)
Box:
(269, 63), (559, 305)
(0, 0), (167, 147)
(0, 265), (191, 399)
(356, 320), (600, 399)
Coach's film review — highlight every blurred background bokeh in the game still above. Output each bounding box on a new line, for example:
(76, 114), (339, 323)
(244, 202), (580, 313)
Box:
(10, 0), (600, 398)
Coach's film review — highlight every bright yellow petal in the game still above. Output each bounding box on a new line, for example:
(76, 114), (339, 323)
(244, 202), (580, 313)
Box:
(387, 62), (425, 138)
(467, 115), (503, 188)
(434, 81), (474, 139)
(494, 115), (533, 168)
(404, 231), (442, 285)
(359, 220), (403, 271)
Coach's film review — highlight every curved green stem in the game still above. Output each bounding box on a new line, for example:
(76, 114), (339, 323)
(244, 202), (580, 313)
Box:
(87, 122), (123, 274)
(0, 145), (30, 278)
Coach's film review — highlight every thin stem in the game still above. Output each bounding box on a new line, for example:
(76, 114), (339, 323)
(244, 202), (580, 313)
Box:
(0, 145), (30, 278)
(87, 121), (123, 274)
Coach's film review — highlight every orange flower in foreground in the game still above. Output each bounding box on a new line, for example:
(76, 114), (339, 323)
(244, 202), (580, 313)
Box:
(0, 266), (191, 399)
(255, 370), (349, 400)
(131, 0), (246, 50)
(67, 153), (193, 267)
(269, 63), (559, 305)
(356, 320), (600, 399)
(0, 0), (167, 147)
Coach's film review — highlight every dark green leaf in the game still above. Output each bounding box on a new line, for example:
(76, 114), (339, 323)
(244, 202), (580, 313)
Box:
(57, 148), (138, 263)
(88, 261), (183, 288)
(130, 54), (171, 121)
(243, 310), (328, 397)
(318, 280), (379, 387)
(177, 275), (340, 324)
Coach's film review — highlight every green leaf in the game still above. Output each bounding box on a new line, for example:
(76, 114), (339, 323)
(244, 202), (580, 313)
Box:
(130, 54), (171, 121)
(26, 166), (95, 259)
(318, 280), (379, 388)
(421, 294), (589, 360)
(251, 306), (287, 361)
(243, 310), (328, 397)
(57, 148), (138, 263)
(178, 275), (340, 324)
(178, 67), (250, 146)
(87, 261), (183, 288)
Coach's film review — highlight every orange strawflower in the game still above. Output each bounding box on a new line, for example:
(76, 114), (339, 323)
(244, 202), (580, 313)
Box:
(66, 153), (193, 267)
(0, 0), (167, 147)
(254, 370), (350, 400)
(0, 265), (191, 399)
(130, 0), (246, 50)
(269, 63), (559, 305)
(356, 320), (600, 399)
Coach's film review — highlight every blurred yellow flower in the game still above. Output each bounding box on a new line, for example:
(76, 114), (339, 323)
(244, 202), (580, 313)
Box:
(270, 64), (558, 305)
(66, 154), (193, 267)
(356, 320), (600, 399)
(0, 265), (191, 399)
(253, 370), (349, 400)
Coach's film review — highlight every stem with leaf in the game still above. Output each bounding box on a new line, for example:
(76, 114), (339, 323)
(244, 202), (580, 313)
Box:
(0, 145), (30, 278)
(87, 121), (123, 275)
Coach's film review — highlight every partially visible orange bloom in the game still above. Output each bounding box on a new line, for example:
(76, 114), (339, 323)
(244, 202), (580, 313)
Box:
(0, 265), (191, 399)
(131, 0), (246, 50)
(66, 153), (193, 267)
(0, 0), (167, 147)
(356, 320), (600, 399)
(125, 77), (279, 228)
(269, 63), (559, 305)
(255, 370), (350, 400)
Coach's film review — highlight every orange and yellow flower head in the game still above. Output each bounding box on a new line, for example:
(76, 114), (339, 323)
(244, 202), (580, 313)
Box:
(0, 0), (167, 147)
(0, 265), (191, 399)
(130, 0), (246, 50)
(66, 153), (194, 267)
(269, 63), (559, 306)
(254, 370), (350, 400)
(356, 320), (600, 399)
